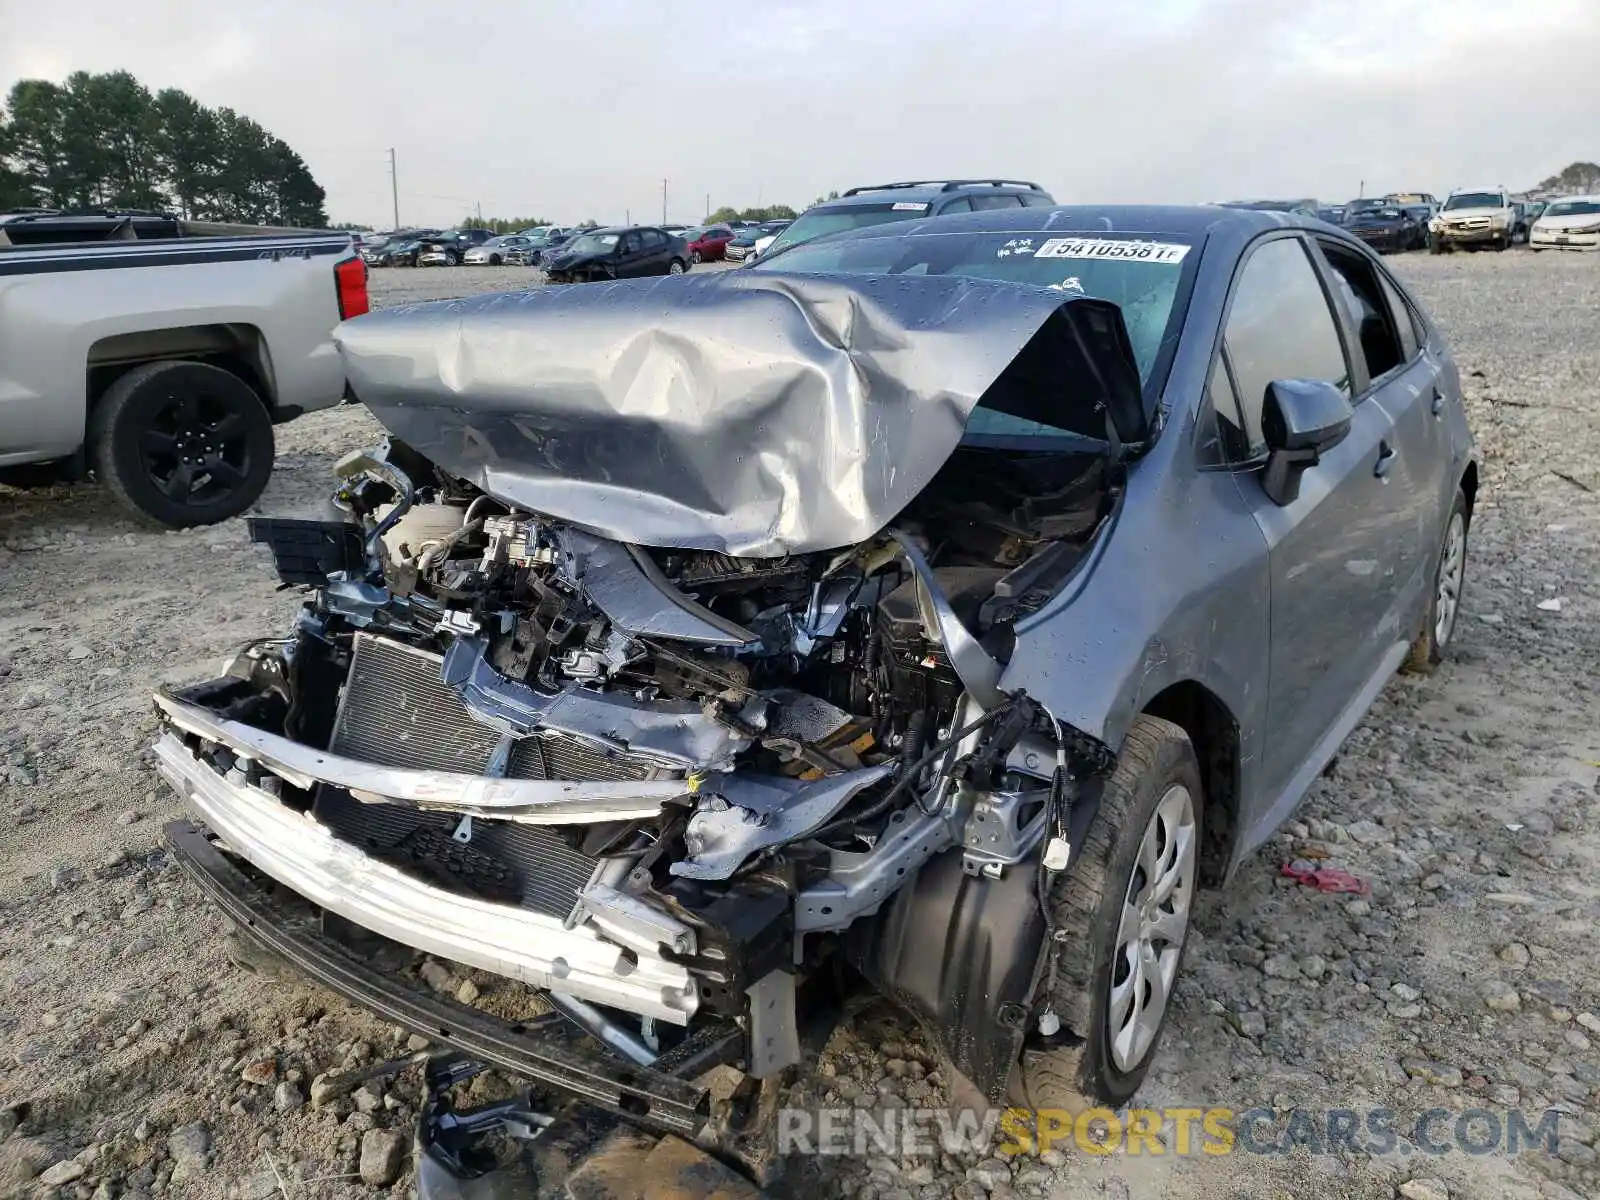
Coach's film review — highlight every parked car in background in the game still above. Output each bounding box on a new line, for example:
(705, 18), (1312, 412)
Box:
(0, 211), (365, 526)
(381, 230), (442, 268)
(541, 226), (690, 282)
(684, 224), (737, 263)
(362, 230), (430, 267)
(1430, 187), (1516, 252)
(1344, 198), (1388, 221)
(464, 235), (536, 265)
(505, 228), (573, 266)
(1529, 195), (1600, 251)
(760, 179), (1055, 262)
(1219, 198), (1321, 218)
(1315, 206), (1349, 225)
(1343, 204), (1426, 253)
(418, 228), (496, 267)
(725, 220), (791, 263)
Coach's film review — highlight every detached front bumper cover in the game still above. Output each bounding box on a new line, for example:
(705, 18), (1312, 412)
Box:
(152, 695), (699, 1024)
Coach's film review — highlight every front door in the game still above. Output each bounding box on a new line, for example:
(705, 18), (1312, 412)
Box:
(1214, 235), (1401, 821)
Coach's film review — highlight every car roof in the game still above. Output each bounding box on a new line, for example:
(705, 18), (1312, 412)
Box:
(814, 179), (1049, 209)
(798, 203), (1312, 239)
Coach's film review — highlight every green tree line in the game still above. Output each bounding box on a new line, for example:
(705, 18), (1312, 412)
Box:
(706, 203), (799, 225)
(0, 70), (327, 227)
(455, 215), (554, 234)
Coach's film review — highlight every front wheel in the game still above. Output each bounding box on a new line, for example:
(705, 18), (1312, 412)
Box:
(690, 250), (702, 264)
(1012, 715), (1203, 1112)
(1404, 488), (1469, 673)
(489, 254), (501, 266)
(88, 360), (275, 528)
(668, 259), (686, 275)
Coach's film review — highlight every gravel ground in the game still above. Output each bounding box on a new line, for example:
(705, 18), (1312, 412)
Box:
(1, 251), (1597, 1200)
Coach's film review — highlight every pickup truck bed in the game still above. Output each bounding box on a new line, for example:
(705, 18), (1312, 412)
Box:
(0, 211), (366, 526)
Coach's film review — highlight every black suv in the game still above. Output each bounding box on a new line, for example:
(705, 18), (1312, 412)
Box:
(758, 179), (1055, 261)
(418, 228), (497, 266)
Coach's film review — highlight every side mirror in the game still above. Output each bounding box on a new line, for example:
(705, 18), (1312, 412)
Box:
(1260, 379), (1353, 506)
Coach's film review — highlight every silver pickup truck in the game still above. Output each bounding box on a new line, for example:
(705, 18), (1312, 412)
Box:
(0, 210), (366, 526)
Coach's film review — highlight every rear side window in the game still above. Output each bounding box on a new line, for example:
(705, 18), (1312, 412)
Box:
(1020, 192), (1055, 208)
(1316, 241), (1405, 384)
(1223, 237), (1350, 456)
(1376, 271), (1422, 361)
(940, 197), (974, 213)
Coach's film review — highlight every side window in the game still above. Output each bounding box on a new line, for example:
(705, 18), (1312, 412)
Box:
(1020, 192), (1055, 208)
(940, 197), (974, 213)
(1317, 241), (1405, 383)
(969, 193), (1024, 211)
(1376, 271), (1421, 361)
(620, 233), (639, 253)
(1223, 237), (1350, 456)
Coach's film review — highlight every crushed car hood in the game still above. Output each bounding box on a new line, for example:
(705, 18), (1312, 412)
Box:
(334, 271), (1143, 557)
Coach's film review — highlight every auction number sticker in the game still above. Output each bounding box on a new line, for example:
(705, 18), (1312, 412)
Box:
(1033, 238), (1190, 263)
(892, 202), (930, 211)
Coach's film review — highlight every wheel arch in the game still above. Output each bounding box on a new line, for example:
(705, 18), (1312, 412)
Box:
(1139, 680), (1241, 888)
(1459, 459), (1479, 523)
(86, 324), (275, 423)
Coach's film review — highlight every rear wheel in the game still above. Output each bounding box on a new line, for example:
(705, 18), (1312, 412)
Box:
(668, 259), (686, 275)
(1012, 716), (1203, 1112)
(1403, 488), (1469, 673)
(88, 360), (275, 528)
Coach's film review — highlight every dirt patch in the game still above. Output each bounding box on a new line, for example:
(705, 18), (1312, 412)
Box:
(1, 252), (1596, 1200)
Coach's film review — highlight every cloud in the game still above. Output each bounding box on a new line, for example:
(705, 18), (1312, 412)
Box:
(2, 0), (1596, 226)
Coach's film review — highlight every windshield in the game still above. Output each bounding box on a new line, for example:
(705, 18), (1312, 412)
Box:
(564, 233), (619, 255)
(1544, 199), (1600, 217)
(753, 229), (1193, 399)
(1354, 208), (1405, 221)
(1444, 192), (1505, 210)
(763, 204), (931, 258)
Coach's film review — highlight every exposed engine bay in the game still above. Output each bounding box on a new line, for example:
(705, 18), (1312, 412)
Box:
(153, 433), (1119, 1098)
(144, 270), (1165, 1173)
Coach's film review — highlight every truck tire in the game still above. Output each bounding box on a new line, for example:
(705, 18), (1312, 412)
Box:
(1012, 716), (1203, 1114)
(88, 359), (275, 529)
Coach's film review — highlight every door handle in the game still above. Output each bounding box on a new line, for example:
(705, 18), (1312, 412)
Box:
(1374, 441), (1397, 478)
(1430, 388), (1445, 416)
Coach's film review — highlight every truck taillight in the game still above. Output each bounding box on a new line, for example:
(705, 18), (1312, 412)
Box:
(335, 257), (369, 320)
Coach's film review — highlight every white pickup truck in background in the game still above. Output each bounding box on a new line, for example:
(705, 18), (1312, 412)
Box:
(0, 210), (367, 526)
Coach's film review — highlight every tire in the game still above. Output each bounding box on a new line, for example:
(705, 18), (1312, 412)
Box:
(87, 360), (275, 529)
(447, 251), (461, 266)
(1403, 488), (1469, 674)
(668, 259), (686, 275)
(1494, 235), (1509, 252)
(1431, 239), (1446, 255)
(489, 254), (501, 266)
(1012, 715), (1204, 1113)
(690, 250), (703, 264)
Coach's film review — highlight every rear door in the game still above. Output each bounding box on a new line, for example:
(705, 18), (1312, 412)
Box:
(614, 231), (644, 277)
(1310, 238), (1446, 645)
(1214, 234), (1402, 816)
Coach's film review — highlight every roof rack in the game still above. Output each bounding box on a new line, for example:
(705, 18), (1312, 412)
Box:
(841, 179), (1044, 196)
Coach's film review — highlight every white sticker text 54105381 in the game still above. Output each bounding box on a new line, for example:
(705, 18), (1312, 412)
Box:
(1033, 238), (1190, 263)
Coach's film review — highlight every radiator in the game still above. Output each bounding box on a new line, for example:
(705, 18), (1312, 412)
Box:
(321, 632), (655, 917)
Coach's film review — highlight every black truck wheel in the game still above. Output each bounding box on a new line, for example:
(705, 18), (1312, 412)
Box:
(88, 360), (275, 528)
(1012, 715), (1203, 1113)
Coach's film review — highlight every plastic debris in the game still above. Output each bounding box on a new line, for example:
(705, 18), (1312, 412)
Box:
(1280, 863), (1370, 895)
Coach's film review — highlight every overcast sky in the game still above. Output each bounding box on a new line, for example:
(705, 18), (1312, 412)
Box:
(4, 0), (1597, 228)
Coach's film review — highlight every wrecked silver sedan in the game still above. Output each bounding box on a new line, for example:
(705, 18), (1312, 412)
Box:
(153, 207), (1478, 1152)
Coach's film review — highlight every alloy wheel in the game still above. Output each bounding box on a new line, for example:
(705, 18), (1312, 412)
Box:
(1108, 784), (1197, 1074)
(1435, 510), (1466, 647)
(136, 389), (257, 509)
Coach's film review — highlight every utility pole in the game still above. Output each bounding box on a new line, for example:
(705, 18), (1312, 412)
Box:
(626, 208), (631, 225)
(705, 193), (710, 221)
(662, 178), (668, 225)
(475, 201), (482, 224)
(388, 148), (399, 230)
